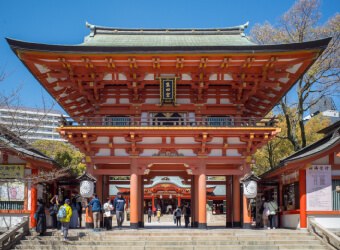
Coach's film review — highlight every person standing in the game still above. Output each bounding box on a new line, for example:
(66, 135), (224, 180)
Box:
(49, 195), (59, 230)
(69, 198), (78, 228)
(58, 199), (72, 241)
(147, 207), (152, 223)
(113, 192), (125, 229)
(182, 203), (191, 228)
(156, 208), (161, 223)
(103, 198), (113, 230)
(173, 210), (176, 224)
(152, 206), (156, 217)
(175, 207), (182, 227)
(84, 193), (102, 232)
(36, 198), (46, 236)
(76, 201), (82, 228)
(262, 198), (269, 229)
(267, 198), (278, 229)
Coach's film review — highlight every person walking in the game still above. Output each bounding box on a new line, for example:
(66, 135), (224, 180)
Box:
(175, 207), (182, 227)
(103, 198), (113, 230)
(182, 203), (191, 228)
(69, 198), (78, 228)
(84, 193), (102, 232)
(49, 195), (59, 230)
(147, 207), (152, 223)
(113, 192), (125, 229)
(152, 206), (156, 217)
(36, 198), (46, 236)
(267, 198), (278, 229)
(76, 201), (82, 228)
(58, 199), (72, 241)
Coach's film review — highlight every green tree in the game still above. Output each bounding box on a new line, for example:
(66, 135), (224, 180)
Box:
(250, 0), (340, 152)
(31, 140), (86, 175)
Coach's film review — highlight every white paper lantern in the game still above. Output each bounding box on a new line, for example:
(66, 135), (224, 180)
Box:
(80, 180), (94, 198)
(243, 180), (257, 198)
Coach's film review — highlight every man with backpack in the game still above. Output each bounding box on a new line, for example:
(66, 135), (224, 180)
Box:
(58, 199), (72, 241)
(84, 193), (102, 232)
(182, 203), (191, 228)
(113, 192), (125, 229)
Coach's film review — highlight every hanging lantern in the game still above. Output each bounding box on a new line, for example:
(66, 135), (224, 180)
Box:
(160, 194), (163, 199)
(240, 172), (260, 199)
(169, 194), (172, 199)
(77, 172), (97, 198)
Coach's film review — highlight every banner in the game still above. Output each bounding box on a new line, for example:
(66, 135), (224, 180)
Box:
(306, 165), (332, 211)
(0, 165), (24, 178)
(0, 181), (25, 201)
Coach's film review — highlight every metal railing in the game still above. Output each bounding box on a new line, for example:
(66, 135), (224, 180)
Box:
(0, 216), (29, 250)
(307, 216), (340, 250)
(60, 116), (277, 128)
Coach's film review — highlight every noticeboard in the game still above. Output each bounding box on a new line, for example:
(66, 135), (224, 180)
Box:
(0, 165), (24, 178)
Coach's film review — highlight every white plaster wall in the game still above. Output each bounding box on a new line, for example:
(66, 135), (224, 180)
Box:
(139, 149), (159, 156)
(114, 149), (129, 156)
(178, 149), (196, 156)
(92, 137), (110, 144)
(311, 155), (329, 165)
(105, 98), (116, 104)
(226, 149), (241, 156)
(220, 98), (230, 104)
(0, 214), (30, 229)
(140, 137), (162, 144)
(335, 152), (340, 164)
(175, 137), (200, 144)
(209, 74), (217, 80)
(308, 214), (340, 229)
(145, 98), (159, 104)
(182, 74), (192, 80)
(208, 137), (223, 144)
(208, 149), (222, 156)
(227, 137), (246, 144)
(113, 137), (130, 144)
(177, 99), (191, 104)
(95, 149), (111, 156)
(119, 98), (130, 104)
(332, 170), (340, 175)
(206, 99), (216, 104)
(282, 214), (300, 229)
(166, 137), (171, 144)
(8, 155), (26, 164)
(118, 73), (127, 80)
(224, 74), (233, 80)
(144, 73), (154, 80)
(286, 63), (302, 74)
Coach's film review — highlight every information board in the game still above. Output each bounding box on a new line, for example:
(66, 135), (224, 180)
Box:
(306, 165), (332, 211)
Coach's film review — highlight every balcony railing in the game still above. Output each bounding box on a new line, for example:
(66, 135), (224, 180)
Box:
(60, 116), (277, 128)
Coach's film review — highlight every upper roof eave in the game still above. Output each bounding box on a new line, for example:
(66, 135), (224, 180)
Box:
(5, 37), (332, 55)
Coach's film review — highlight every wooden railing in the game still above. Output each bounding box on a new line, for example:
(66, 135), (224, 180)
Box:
(307, 216), (340, 250)
(60, 116), (277, 128)
(0, 216), (29, 250)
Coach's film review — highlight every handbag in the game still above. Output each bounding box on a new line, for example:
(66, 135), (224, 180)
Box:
(34, 211), (39, 219)
(265, 207), (270, 217)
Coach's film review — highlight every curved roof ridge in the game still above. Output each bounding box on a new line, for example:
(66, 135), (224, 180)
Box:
(85, 21), (249, 33)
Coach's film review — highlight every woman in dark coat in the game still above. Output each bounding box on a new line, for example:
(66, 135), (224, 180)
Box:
(36, 198), (47, 236)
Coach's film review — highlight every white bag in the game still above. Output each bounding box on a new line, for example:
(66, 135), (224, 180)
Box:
(265, 207), (270, 217)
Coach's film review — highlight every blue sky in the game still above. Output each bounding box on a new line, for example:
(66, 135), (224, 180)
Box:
(0, 0), (339, 114)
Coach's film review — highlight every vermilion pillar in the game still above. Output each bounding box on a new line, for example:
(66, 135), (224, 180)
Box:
(233, 175), (241, 227)
(194, 175), (199, 227)
(126, 198), (129, 210)
(190, 176), (195, 227)
(130, 158), (138, 229)
(198, 160), (207, 229)
(178, 195), (181, 207)
(152, 196), (155, 211)
(226, 176), (232, 228)
(30, 169), (38, 228)
(299, 169), (307, 229)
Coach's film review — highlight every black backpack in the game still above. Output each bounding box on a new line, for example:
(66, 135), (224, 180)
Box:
(186, 207), (191, 216)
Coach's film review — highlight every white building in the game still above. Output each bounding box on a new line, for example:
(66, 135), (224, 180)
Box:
(0, 106), (68, 142)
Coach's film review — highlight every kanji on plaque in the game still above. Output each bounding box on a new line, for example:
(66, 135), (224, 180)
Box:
(163, 80), (174, 100)
(0, 165), (24, 178)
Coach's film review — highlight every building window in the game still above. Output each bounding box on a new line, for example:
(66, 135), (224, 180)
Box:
(282, 182), (299, 210)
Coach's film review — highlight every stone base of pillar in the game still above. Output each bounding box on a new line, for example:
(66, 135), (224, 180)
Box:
(85, 222), (94, 229)
(194, 221), (198, 228)
(233, 221), (241, 228)
(226, 222), (232, 228)
(198, 223), (207, 229)
(243, 223), (251, 229)
(138, 221), (144, 228)
(130, 223), (138, 229)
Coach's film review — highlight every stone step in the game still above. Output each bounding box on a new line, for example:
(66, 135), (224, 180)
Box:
(24, 235), (317, 241)
(13, 245), (328, 250)
(19, 239), (323, 246)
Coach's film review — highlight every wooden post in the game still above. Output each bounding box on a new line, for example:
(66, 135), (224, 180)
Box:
(198, 160), (207, 229)
(130, 158), (138, 229)
(226, 176), (232, 228)
(299, 169), (307, 229)
(233, 175), (241, 227)
(30, 169), (38, 228)
(190, 176), (194, 227)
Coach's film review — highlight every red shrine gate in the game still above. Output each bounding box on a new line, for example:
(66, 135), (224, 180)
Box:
(6, 22), (330, 229)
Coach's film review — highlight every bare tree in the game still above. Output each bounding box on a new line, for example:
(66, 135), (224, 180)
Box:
(250, 0), (340, 151)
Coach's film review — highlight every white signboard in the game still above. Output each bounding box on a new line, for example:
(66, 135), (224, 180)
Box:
(306, 165), (332, 211)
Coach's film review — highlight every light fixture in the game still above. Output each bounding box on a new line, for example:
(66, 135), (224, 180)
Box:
(160, 195), (162, 199)
(169, 195), (172, 199)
